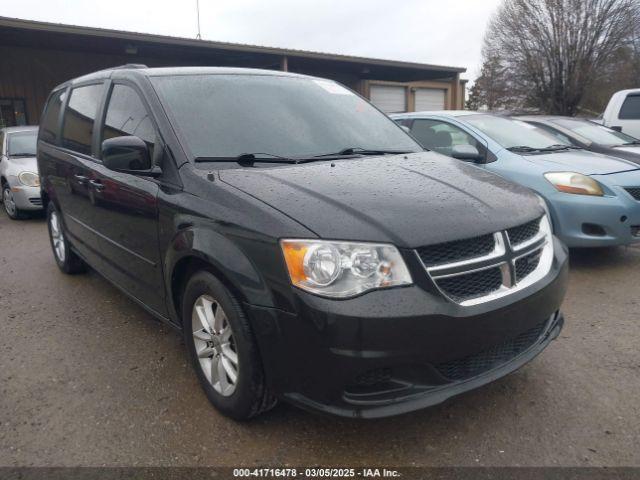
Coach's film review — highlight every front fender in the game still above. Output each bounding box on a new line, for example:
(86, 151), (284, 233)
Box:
(164, 224), (280, 323)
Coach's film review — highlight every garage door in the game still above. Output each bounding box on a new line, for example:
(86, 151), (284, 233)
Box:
(414, 88), (446, 112)
(369, 85), (406, 113)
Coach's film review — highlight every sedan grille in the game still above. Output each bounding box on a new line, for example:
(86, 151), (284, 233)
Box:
(625, 187), (640, 201)
(434, 321), (547, 381)
(28, 197), (43, 206)
(416, 234), (495, 266)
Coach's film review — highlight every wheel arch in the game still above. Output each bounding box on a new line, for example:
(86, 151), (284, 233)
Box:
(165, 227), (277, 326)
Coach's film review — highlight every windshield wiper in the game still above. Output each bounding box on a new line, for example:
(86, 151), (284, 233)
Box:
(621, 140), (640, 146)
(194, 153), (299, 164)
(538, 144), (581, 152)
(506, 146), (539, 153)
(312, 147), (413, 158)
(8, 153), (36, 157)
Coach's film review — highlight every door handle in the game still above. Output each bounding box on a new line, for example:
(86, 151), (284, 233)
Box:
(74, 174), (88, 184)
(88, 179), (105, 191)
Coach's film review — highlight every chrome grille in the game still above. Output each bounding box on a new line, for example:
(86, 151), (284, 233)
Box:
(507, 217), (541, 247)
(419, 215), (553, 306)
(416, 234), (495, 266)
(436, 267), (503, 303)
(625, 187), (640, 201)
(515, 250), (542, 282)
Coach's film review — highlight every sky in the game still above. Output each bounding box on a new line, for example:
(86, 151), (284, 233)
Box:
(0, 0), (502, 82)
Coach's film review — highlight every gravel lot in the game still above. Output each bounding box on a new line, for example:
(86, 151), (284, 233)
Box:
(0, 211), (639, 467)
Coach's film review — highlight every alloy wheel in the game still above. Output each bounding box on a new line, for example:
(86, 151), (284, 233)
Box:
(3, 187), (16, 217)
(49, 211), (66, 262)
(192, 294), (239, 396)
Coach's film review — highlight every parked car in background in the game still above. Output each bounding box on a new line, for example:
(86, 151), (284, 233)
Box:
(392, 111), (640, 248)
(602, 89), (640, 138)
(0, 126), (42, 219)
(517, 116), (640, 164)
(38, 66), (568, 420)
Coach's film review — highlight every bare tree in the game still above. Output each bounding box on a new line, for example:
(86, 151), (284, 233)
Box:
(479, 0), (640, 115)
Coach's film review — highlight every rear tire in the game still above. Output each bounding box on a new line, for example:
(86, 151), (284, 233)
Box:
(3, 183), (23, 220)
(47, 203), (87, 274)
(182, 271), (276, 420)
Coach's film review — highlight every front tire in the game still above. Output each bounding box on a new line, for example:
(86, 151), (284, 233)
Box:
(182, 271), (276, 420)
(3, 183), (23, 220)
(47, 203), (87, 274)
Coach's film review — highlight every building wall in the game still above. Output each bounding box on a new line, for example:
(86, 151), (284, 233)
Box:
(0, 44), (464, 126)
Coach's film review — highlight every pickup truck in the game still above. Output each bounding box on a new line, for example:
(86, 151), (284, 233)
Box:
(602, 88), (640, 138)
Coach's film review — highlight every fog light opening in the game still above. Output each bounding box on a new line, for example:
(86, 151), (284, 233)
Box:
(620, 215), (628, 223)
(582, 223), (606, 237)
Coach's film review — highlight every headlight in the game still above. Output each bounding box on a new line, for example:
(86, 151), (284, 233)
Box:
(280, 239), (412, 298)
(18, 171), (40, 187)
(544, 171), (603, 196)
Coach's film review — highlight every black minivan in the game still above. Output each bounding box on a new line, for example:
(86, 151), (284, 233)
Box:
(37, 66), (568, 419)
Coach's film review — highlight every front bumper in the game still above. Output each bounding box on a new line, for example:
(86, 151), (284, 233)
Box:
(247, 238), (568, 418)
(9, 185), (43, 210)
(546, 180), (640, 247)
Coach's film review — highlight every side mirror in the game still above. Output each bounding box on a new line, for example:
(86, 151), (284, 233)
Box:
(400, 125), (411, 133)
(611, 126), (623, 132)
(451, 144), (482, 162)
(101, 136), (161, 177)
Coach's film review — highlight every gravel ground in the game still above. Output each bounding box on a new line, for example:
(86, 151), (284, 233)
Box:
(0, 211), (638, 467)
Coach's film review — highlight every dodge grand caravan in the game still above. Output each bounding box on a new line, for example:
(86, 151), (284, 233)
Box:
(37, 66), (568, 419)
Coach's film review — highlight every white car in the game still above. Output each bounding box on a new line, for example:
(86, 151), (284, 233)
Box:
(0, 126), (42, 219)
(602, 89), (640, 138)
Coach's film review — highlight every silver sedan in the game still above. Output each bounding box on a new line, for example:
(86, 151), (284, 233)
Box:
(0, 126), (42, 219)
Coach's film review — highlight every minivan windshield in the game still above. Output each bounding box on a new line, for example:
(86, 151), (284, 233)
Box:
(7, 130), (37, 157)
(551, 118), (639, 146)
(464, 114), (568, 151)
(150, 74), (421, 160)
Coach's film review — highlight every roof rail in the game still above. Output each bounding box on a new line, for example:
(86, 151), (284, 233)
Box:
(110, 64), (148, 70)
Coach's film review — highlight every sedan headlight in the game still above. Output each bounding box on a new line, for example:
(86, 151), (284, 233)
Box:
(280, 239), (412, 298)
(17, 171), (40, 187)
(544, 171), (603, 196)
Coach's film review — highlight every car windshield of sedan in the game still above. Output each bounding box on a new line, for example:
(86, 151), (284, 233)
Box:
(551, 118), (639, 146)
(150, 74), (422, 161)
(8, 130), (37, 157)
(464, 114), (567, 151)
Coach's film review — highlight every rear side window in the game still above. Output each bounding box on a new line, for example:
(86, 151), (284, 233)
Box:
(40, 89), (65, 144)
(619, 95), (640, 120)
(102, 84), (156, 158)
(62, 84), (103, 156)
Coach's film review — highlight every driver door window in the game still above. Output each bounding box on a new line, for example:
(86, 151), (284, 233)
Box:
(410, 119), (483, 158)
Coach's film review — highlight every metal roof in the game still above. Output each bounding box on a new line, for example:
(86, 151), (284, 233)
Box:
(0, 16), (466, 75)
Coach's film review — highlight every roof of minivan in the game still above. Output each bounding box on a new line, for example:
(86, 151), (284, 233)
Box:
(56, 65), (316, 90)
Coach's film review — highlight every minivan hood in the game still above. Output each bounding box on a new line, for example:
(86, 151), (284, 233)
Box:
(524, 150), (639, 175)
(219, 152), (543, 247)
